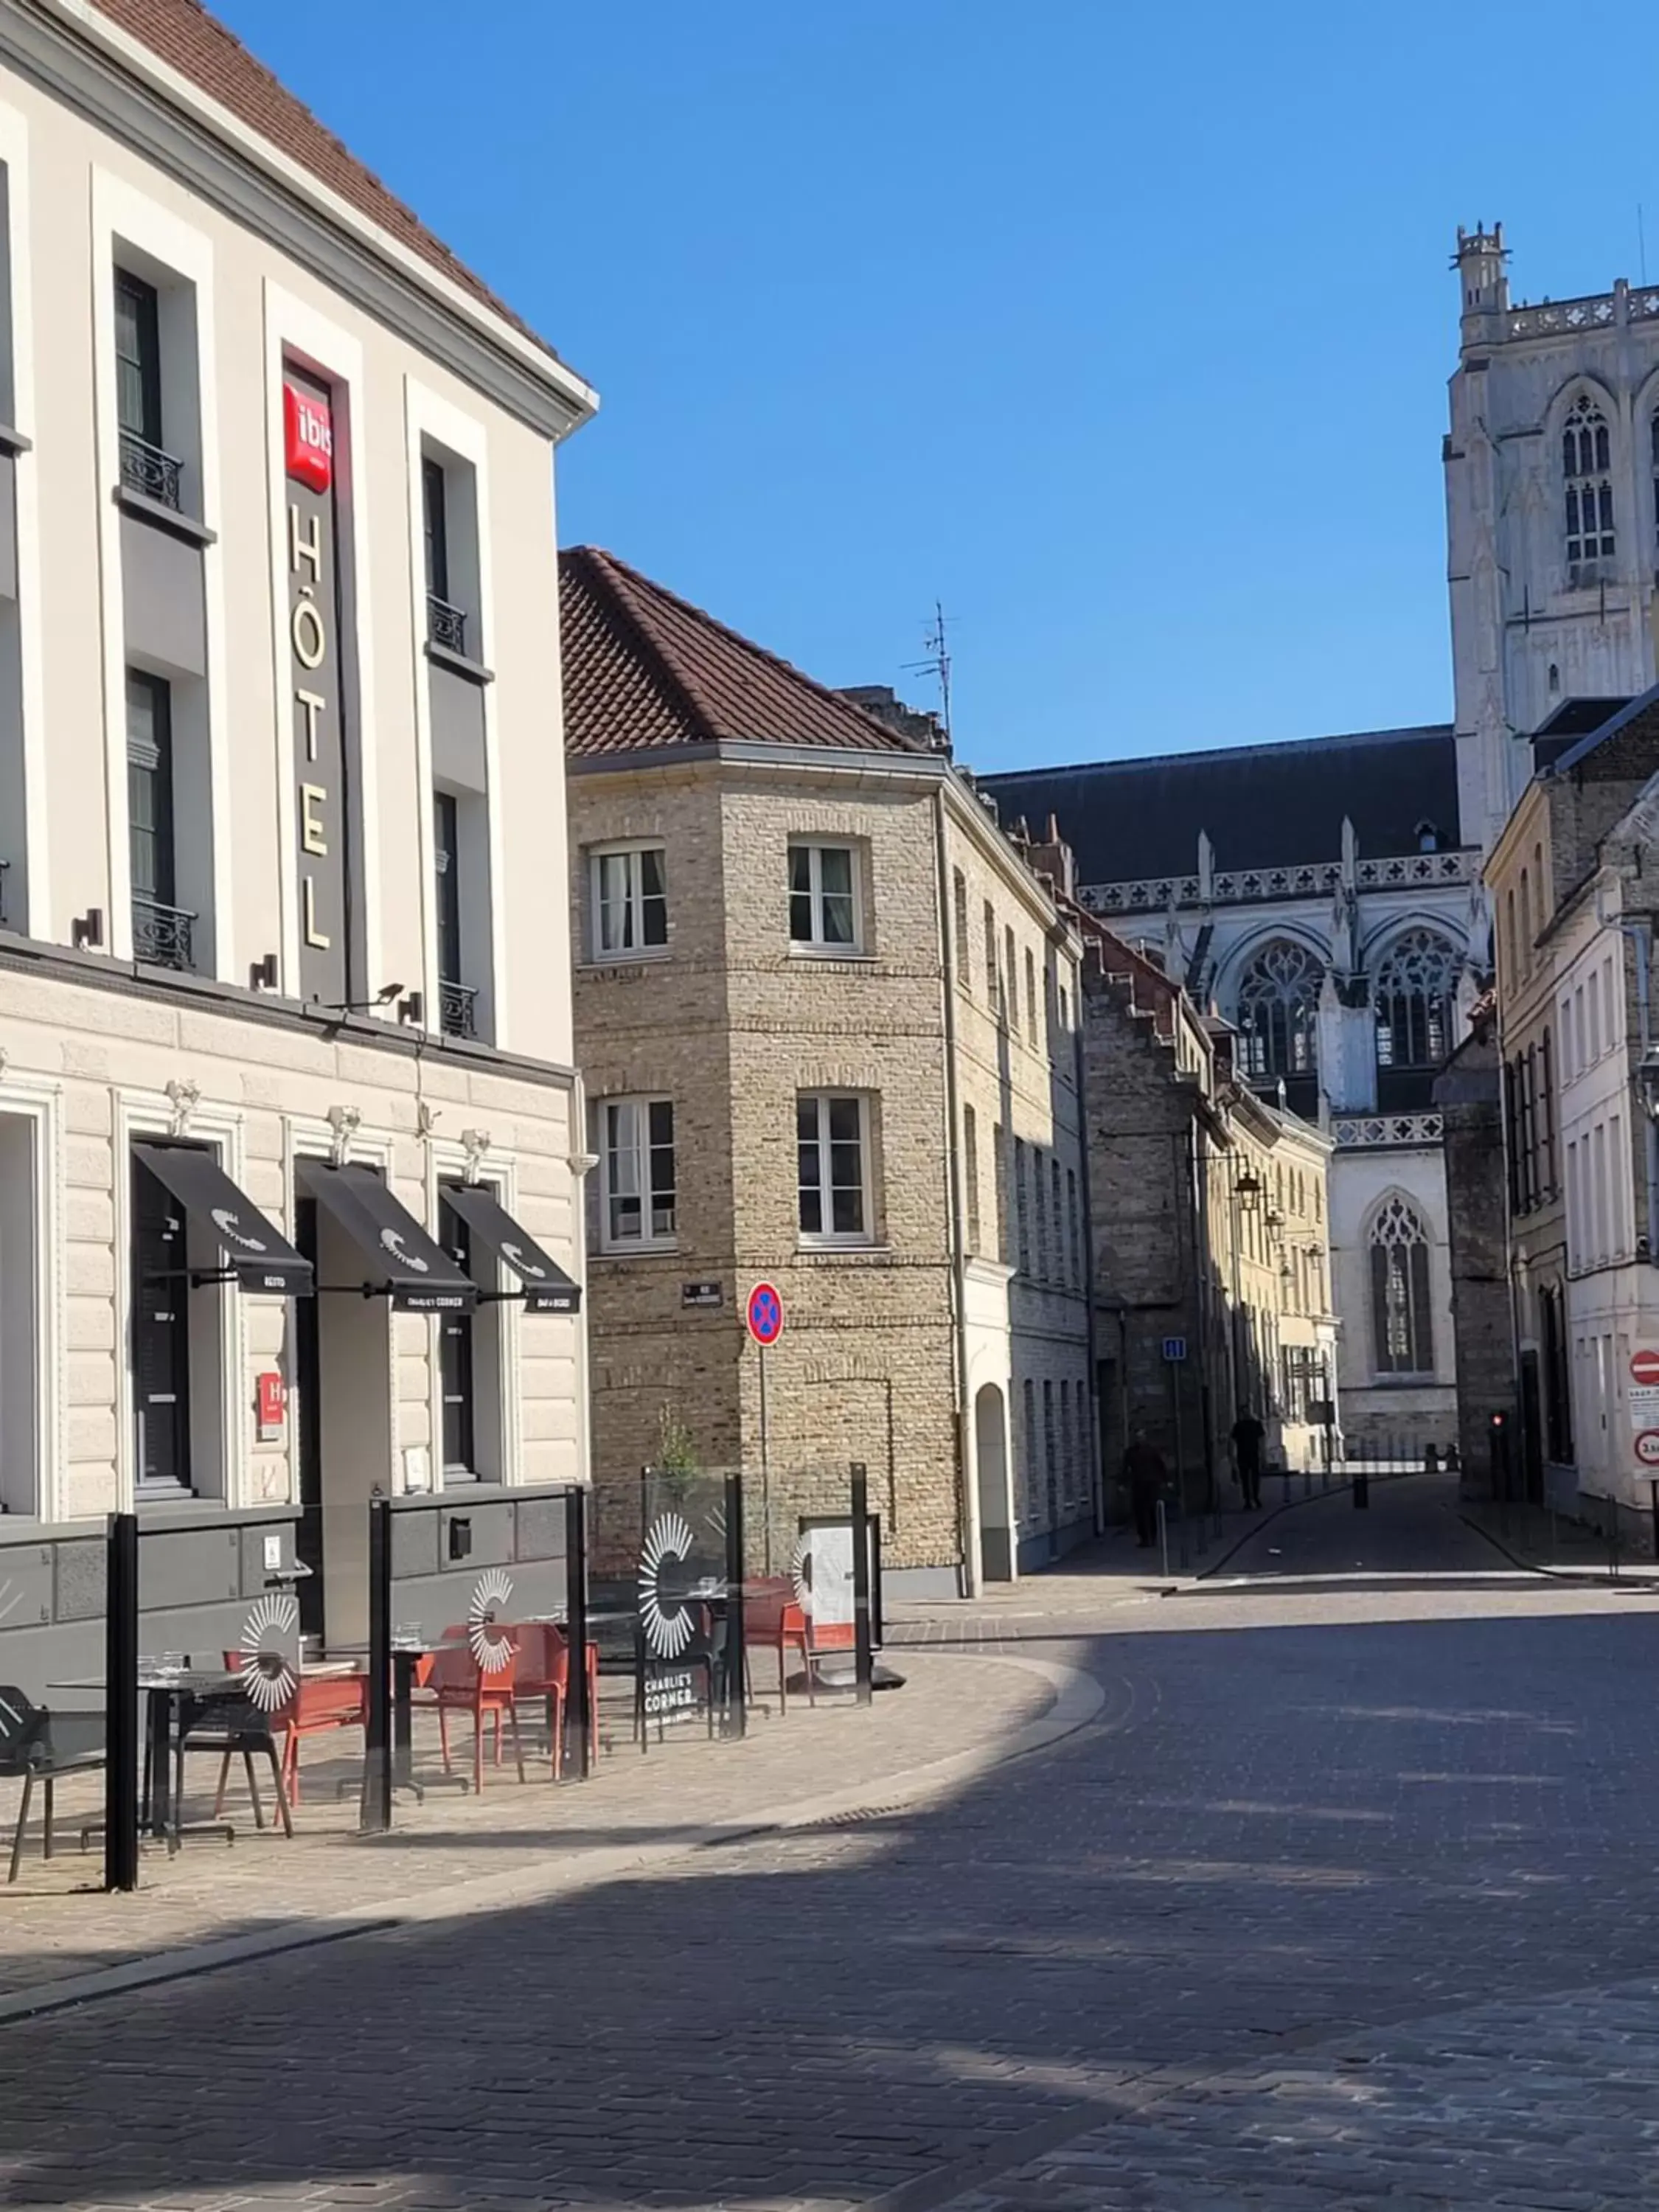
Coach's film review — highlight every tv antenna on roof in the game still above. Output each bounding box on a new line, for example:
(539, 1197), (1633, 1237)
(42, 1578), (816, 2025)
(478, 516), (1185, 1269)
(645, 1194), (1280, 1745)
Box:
(904, 600), (953, 745)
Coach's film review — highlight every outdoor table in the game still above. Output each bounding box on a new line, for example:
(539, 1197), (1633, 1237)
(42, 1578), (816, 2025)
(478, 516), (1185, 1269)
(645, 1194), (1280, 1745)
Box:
(51, 1665), (243, 1850)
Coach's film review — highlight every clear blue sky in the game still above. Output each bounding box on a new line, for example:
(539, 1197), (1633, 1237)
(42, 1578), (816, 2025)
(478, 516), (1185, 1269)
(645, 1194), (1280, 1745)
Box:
(220, 0), (1659, 773)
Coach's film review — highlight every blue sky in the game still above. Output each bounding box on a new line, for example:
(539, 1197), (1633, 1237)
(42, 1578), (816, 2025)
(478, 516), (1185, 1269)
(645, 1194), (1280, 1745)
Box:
(219, 0), (1659, 773)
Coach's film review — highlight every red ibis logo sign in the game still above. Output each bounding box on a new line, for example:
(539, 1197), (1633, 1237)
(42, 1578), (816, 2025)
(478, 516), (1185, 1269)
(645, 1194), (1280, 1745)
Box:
(284, 383), (333, 493)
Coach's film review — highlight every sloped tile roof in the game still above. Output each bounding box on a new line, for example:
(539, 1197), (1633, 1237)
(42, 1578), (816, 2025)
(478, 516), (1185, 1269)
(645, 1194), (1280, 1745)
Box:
(559, 546), (928, 760)
(86, 0), (563, 364)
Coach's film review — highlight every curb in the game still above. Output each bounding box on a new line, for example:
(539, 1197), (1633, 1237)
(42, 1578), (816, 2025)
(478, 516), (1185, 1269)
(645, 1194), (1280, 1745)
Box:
(1458, 1509), (1659, 1589)
(1192, 1472), (1356, 1581)
(0, 1649), (1105, 2027)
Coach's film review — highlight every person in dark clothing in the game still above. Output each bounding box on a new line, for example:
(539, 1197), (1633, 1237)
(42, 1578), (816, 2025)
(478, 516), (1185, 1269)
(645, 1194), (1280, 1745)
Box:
(1231, 1409), (1265, 1508)
(1123, 1430), (1167, 1547)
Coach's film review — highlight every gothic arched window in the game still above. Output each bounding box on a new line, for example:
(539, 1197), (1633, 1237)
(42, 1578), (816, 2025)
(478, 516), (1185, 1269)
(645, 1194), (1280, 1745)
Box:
(1374, 928), (1461, 1069)
(1563, 394), (1615, 568)
(1236, 939), (1322, 1082)
(1652, 408), (1659, 554)
(1370, 1194), (1433, 1376)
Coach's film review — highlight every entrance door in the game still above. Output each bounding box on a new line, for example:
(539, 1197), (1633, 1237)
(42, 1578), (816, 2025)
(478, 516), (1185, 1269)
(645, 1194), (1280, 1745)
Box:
(1518, 1346), (1544, 1506)
(975, 1383), (1013, 1582)
(293, 1197), (324, 1640)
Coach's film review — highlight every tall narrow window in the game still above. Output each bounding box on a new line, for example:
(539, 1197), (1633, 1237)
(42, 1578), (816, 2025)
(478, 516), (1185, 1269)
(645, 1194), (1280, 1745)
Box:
(1025, 948), (1038, 1047)
(127, 670), (191, 971)
(1652, 409), (1659, 554)
(433, 792), (474, 1037)
(953, 869), (970, 988)
(1014, 1137), (1030, 1272)
(591, 845), (668, 959)
(797, 1093), (870, 1242)
(1374, 930), (1460, 1069)
(422, 456), (450, 602)
(1050, 1158), (1062, 1283)
(1004, 927), (1018, 1031)
(1066, 1167), (1079, 1287)
(1021, 1377), (1036, 1522)
(1043, 1379), (1057, 1522)
(437, 1195), (476, 1478)
(984, 902), (998, 1009)
(132, 1154), (191, 1495)
(1236, 939), (1321, 1082)
(1369, 1194), (1433, 1376)
(789, 844), (858, 950)
(114, 271), (162, 447)
(1034, 1148), (1049, 1278)
(601, 1098), (676, 1248)
(1563, 392), (1615, 571)
(963, 1105), (981, 1253)
(993, 1121), (1009, 1261)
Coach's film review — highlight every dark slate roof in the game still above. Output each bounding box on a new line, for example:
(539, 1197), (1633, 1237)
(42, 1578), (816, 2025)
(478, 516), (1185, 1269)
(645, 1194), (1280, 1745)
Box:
(558, 547), (928, 759)
(1532, 696), (1633, 772)
(979, 725), (1460, 884)
(1550, 682), (1659, 777)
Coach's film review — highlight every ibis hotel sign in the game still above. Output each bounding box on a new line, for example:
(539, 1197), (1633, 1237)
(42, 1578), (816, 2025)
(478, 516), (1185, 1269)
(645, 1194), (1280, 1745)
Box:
(284, 372), (350, 1004)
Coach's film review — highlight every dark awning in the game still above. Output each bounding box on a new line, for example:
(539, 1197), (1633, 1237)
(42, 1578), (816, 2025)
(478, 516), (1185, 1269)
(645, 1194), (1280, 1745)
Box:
(133, 1143), (313, 1295)
(302, 1161), (476, 1312)
(442, 1183), (582, 1314)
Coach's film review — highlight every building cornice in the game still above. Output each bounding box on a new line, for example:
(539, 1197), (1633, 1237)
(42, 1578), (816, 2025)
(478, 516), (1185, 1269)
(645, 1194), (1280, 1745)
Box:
(9, 0), (597, 440)
(0, 928), (577, 1089)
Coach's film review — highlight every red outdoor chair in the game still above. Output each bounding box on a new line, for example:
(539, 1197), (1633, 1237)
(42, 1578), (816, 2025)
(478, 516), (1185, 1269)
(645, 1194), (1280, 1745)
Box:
(512, 1624), (601, 1780)
(413, 1629), (526, 1792)
(221, 1655), (366, 1810)
(742, 1576), (815, 1714)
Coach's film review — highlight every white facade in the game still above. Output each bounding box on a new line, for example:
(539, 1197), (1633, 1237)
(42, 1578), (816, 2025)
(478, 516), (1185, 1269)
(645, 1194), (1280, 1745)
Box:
(1447, 223), (1659, 853)
(0, 2), (594, 1644)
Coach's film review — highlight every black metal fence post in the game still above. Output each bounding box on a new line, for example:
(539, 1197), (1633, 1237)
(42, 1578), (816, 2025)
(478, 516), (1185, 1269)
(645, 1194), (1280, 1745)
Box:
(723, 1471), (747, 1740)
(360, 1494), (393, 1833)
(851, 1462), (874, 1707)
(102, 1512), (139, 1893)
(566, 1484), (594, 1778)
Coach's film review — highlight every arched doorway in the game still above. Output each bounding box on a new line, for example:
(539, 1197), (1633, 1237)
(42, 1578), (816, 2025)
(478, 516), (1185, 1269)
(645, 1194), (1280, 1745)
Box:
(975, 1382), (1013, 1582)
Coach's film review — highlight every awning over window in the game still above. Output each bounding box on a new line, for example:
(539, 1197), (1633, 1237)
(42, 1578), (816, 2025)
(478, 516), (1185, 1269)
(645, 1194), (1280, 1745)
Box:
(302, 1161), (476, 1312)
(132, 1143), (313, 1296)
(442, 1183), (582, 1315)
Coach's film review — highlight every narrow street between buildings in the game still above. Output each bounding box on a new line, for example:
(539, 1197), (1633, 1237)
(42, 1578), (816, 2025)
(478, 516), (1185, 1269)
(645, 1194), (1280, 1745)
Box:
(6, 1474), (1659, 2211)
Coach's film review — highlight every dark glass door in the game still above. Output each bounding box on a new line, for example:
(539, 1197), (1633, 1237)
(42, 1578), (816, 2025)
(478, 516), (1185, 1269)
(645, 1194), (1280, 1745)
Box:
(293, 1197), (324, 1639)
(132, 1157), (190, 1496)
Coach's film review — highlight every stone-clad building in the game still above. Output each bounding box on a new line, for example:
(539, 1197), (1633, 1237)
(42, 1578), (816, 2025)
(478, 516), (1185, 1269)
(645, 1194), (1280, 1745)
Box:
(0, 0), (594, 1654)
(560, 548), (1093, 1595)
(1077, 919), (1335, 1506)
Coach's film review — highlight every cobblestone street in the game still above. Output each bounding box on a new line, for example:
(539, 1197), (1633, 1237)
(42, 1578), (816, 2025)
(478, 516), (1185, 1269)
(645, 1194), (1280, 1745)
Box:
(5, 1474), (1659, 2210)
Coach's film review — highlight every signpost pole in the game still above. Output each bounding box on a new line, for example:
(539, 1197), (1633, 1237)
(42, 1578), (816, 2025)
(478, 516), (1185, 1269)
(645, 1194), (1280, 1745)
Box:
(851, 1462), (874, 1707)
(759, 1341), (771, 1574)
(102, 1512), (139, 1894)
(360, 1492), (393, 1833)
(723, 1471), (747, 1741)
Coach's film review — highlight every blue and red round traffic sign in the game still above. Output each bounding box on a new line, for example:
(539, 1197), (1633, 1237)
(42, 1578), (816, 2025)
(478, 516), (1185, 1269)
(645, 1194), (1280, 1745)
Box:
(746, 1281), (784, 1346)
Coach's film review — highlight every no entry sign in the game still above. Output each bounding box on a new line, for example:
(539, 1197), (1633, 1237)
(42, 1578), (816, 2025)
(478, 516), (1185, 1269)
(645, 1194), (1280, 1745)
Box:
(1632, 1349), (1659, 1390)
(746, 1282), (784, 1346)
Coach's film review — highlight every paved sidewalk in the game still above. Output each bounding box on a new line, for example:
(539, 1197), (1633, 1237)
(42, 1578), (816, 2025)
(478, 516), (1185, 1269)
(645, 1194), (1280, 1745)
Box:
(1462, 1493), (1659, 1586)
(0, 1648), (1063, 2006)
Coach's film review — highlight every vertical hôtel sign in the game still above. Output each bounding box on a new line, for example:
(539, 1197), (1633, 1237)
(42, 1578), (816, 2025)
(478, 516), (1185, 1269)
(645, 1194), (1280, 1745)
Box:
(283, 373), (349, 1004)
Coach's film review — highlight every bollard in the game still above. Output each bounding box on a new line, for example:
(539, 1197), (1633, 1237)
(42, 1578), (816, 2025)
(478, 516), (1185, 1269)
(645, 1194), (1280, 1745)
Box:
(1157, 1496), (1169, 1579)
(1353, 1464), (1371, 1509)
(1178, 1496), (1191, 1572)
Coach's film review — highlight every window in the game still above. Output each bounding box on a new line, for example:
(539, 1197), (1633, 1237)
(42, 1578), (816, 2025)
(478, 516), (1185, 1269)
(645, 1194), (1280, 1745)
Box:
(1021, 1377), (1036, 1523)
(1034, 1148), (1049, 1278)
(1519, 869), (1533, 975)
(431, 790), (477, 1039)
(1043, 1379), (1057, 1523)
(601, 1098), (676, 1248)
(1067, 1169), (1080, 1287)
(1014, 1137), (1030, 1272)
(993, 1121), (1009, 1261)
(1542, 1284), (1574, 1462)
(984, 902), (998, 1008)
(114, 271), (162, 448)
(1563, 393), (1615, 570)
(789, 844), (858, 950)
(1004, 927), (1018, 1031)
(422, 456), (450, 602)
(1374, 929), (1460, 1069)
(1025, 948), (1038, 1047)
(0, 1114), (38, 1515)
(132, 1154), (190, 1495)
(1540, 1028), (1557, 1194)
(1369, 1194), (1433, 1376)
(1236, 939), (1321, 1082)
(591, 845), (667, 959)
(1058, 983), (1070, 1040)
(437, 1195), (476, 1478)
(127, 669), (192, 971)
(963, 1105), (981, 1253)
(1050, 1159), (1062, 1284)
(797, 1092), (871, 1242)
(953, 869), (970, 988)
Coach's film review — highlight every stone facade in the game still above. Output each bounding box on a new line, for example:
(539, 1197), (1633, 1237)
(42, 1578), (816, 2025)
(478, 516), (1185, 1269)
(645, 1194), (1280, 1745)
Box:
(1434, 1005), (1510, 1488)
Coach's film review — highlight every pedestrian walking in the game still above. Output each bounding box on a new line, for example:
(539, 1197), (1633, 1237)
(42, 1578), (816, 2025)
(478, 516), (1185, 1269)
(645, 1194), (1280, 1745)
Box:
(1124, 1430), (1167, 1548)
(1231, 1408), (1265, 1509)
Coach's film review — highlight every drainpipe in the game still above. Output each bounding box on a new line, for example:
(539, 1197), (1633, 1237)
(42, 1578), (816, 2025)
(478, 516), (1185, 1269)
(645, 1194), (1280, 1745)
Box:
(566, 1071), (598, 1494)
(933, 786), (977, 1596)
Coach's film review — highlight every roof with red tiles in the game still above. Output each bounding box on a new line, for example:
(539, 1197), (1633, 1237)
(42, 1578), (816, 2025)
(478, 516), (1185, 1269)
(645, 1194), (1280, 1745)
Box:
(85, 0), (564, 365)
(558, 546), (929, 761)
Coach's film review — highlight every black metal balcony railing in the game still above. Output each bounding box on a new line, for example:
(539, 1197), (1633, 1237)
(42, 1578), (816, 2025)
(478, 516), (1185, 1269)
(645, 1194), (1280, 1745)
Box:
(119, 429), (185, 513)
(439, 977), (479, 1040)
(426, 594), (469, 658)
(132, 894), (196, 972)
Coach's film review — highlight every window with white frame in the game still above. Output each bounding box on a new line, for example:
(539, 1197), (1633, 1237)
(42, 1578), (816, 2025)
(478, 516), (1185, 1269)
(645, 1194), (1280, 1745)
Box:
(963, 1103), (981, 1253)
(1034, 1147), (1049, 1277)
(789, 843), (859, 950)
(796, 1092), (872, 1242)
(1563, 393), (1615, 570)
(1025, 948), (1038, 1048)
(953, 869), (970, 988)
(0, 1112), (39, 1514)
(983, 902), (998, 1008)
(591, 845), (667, 960)
(600, 1097), (676, 1248)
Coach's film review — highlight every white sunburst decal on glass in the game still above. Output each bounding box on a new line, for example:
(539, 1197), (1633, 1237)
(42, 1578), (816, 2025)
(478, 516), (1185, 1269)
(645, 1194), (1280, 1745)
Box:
(639, 1512), (697, 1659)
(468, 1569), (516, 1673)
(790, 1535), (815, 1619)
(238, 1592), (299, 1712)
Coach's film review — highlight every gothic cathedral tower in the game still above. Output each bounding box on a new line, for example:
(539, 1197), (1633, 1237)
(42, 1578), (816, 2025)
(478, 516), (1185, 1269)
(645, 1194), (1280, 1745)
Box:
(1445, 223), (1659, 854)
